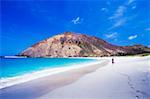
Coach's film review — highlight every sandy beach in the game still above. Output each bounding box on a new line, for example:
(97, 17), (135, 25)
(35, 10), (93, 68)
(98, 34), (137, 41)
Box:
(39, 56), (150, 99)
(0, 59), (108, 99)
(1, 56), (150, 99)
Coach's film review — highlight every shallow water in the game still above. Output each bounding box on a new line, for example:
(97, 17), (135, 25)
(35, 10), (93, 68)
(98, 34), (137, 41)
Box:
(0, 58), (97, 78)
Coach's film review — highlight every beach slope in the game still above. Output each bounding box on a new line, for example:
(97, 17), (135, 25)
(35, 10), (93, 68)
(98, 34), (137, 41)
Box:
(0, 59), (108, 99)
(39, 56), (150, 99)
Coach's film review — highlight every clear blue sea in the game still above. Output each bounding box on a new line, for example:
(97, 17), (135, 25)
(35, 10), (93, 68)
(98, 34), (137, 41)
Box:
(0, 58), (97, 78)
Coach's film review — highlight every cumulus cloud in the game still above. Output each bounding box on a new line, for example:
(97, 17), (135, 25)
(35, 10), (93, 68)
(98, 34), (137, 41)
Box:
(105, 32), (118, 39)
(71, 17), (82, 24)
(128, 35), (137, 40)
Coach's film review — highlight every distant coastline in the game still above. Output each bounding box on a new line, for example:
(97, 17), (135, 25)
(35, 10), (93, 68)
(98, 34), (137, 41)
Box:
(0, 56), (27, 58)
(1, 52), (150, 59)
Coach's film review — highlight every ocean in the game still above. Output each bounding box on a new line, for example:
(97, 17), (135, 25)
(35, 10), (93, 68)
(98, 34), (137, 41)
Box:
(0, 58), (98, 78)
(0, 58), (99, 89)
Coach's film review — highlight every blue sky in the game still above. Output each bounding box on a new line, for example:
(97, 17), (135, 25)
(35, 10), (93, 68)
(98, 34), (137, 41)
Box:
(1, 0), (150, 55)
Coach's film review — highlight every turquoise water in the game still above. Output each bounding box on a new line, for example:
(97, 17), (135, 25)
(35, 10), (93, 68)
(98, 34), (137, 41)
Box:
(0, 58), (97, 78)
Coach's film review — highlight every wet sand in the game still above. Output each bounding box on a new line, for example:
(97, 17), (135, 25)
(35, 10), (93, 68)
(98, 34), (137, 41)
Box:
(0, 60), (108, 99)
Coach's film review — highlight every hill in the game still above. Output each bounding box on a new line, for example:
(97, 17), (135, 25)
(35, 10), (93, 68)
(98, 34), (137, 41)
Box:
(20, 32), (150, 57)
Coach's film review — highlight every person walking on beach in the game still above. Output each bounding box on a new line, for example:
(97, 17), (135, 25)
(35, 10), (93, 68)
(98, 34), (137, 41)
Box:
(112, 58), (114, 64)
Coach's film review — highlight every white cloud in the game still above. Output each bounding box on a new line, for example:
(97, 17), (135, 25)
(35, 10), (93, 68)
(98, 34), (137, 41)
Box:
(71, 17), (82, 24)
(145, 28), (150, 31)
(127, 0), (136, 10)
(105, 32), (118, 39)
(108, 5), (127, 30)
(132, 5), (136, 9)
(109, 18), (126, 29)
(109, 6), (126, 20)
(101, 8), (108, 12)
(108, 0), (137, 30)
(127, 0), (135, 5)
(128, 35), (137, 40)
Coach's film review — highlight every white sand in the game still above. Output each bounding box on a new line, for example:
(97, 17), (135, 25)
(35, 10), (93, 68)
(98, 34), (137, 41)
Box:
(38, 56), (150, 99)
(0, 60), (105, 89)
(0, 59), (108, 99)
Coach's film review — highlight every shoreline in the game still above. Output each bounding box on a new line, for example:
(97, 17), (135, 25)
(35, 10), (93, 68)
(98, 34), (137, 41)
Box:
(1, 56), (150, 99)
(0, 59), (109, 99)
(0, 59), (107, 89)
(1, 56), (147, 89)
